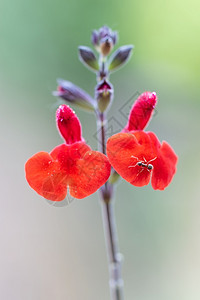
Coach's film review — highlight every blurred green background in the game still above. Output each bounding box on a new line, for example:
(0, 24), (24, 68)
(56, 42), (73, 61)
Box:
(1, 0), (200, 299)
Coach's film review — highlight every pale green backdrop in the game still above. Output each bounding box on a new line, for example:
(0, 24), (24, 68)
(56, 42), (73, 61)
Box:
(0, 0), (200, 299)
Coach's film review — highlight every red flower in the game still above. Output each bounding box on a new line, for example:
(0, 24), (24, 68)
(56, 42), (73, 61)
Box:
(25, 105), (111, 201)
(106, 92), (178, 190)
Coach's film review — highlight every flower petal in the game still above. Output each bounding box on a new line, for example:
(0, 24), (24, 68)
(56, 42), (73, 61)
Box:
(69, 150), (111, 199)
(107, 131), (177, 190)
(123, 92), (157, 131)
(25, 152), (68, 201)
(25, 142), (111, 201)
(106, 132), (156, 187)
(51, 142), (111, 198)
(56, 105), (83, 144)
(151, 141), (178, 190)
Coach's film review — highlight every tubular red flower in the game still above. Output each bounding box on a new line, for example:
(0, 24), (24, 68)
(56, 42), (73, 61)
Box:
(123, 92), (157, 132)
(25, 105), (111, 201)
(106, 131), (178, 190)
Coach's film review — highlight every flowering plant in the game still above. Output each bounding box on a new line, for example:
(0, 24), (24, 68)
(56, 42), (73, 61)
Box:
(25, 26), (178, 300)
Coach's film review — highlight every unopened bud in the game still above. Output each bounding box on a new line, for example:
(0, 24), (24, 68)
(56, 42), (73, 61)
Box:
(91, 26), (118, 55)
(53, 79), (96, 112)
(95, 79), (113, 112)
(91, 30), (99, 47)
(100, 37), (113, 56)
(98, 26), (118, 46)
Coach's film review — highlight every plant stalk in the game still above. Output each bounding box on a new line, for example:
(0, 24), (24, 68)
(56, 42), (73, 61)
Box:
(97, 112), (124, 300)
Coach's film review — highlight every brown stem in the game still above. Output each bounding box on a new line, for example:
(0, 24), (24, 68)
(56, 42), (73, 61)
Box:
(97, 112), (124, 300)
(100, 197), (124, 300)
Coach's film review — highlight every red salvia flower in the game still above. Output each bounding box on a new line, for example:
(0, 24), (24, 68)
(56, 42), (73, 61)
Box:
(106, 92), (178, 190)
(25, 105), (111, 201)
(107, 131), (177, 190)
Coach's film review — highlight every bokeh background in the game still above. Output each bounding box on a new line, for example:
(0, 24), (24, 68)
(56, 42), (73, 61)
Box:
(1, 0), (200, 299)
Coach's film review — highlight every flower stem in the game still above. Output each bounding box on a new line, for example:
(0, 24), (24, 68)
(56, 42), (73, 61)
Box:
(100, 197), (124, 300)
(97, 112), (124, 300)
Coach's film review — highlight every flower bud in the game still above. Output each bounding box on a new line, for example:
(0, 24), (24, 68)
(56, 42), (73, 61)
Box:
(56, 105), (83, 144)
(78, 46), (99, 71)
(100, 37), (114, 56)
(91, 26), (118, 56)
(95, 79), (113, 112)
(53, 79), (96, 112)
(108, 45), (134, 72)
(98, 26), (118, 45)
(124, 91), (157, 131)
(91, 30), (99, 46)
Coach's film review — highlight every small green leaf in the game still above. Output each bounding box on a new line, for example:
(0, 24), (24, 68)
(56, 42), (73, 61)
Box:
(78, 46), (99, 71)
(108, 45), (134, 72)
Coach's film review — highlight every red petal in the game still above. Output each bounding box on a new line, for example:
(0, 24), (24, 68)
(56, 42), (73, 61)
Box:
(151, 141), (178, 190)
(69, 150), (111, 199)
(50, 142), (91, 173)
(106, 132), (157, 187)
(56, 105), (82, 144)
(25, 152), (68, 201)
(107, 131), (178, 190)
(25, 142), (111, 201)
(123, 92), (157, 131)
(51, 142), (111, 199)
